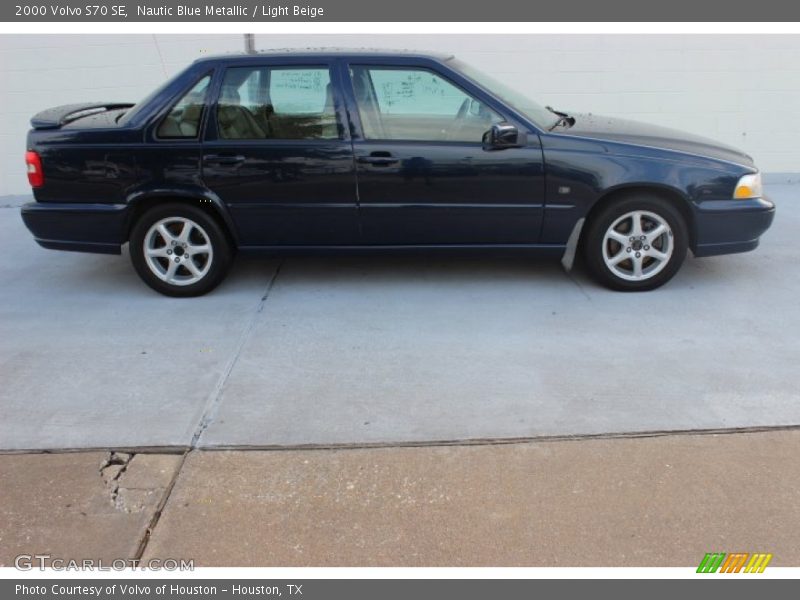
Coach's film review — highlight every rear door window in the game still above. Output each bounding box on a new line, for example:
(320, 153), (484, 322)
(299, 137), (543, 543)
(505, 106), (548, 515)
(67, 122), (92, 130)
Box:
(217, 66), (339, 140)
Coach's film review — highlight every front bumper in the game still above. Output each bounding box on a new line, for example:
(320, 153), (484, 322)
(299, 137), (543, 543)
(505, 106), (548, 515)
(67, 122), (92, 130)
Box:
(692, 197), (776, 257)
(20, 202), (129, 254)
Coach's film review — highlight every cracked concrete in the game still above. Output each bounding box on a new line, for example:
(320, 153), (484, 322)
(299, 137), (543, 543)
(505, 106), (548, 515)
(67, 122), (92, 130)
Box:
(1, 182), (798, 567)
(0, 451), (182, 566)
(99, 451), (132, 511)
(100, 452), (130, 484)
(98, 452), (181, 514)
(113, 453), (185, 517)
(2, 430), (799, 567)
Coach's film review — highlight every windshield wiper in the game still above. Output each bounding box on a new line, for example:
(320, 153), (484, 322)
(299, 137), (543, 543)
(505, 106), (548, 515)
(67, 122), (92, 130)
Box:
(546, 106), (575, 131)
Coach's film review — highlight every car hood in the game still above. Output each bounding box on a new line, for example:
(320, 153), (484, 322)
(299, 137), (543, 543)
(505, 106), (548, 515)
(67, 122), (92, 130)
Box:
(556, 113), (755, 168)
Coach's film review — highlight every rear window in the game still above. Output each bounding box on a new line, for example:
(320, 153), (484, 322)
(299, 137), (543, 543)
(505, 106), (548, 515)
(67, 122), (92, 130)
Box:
(156, 76), (211, 139)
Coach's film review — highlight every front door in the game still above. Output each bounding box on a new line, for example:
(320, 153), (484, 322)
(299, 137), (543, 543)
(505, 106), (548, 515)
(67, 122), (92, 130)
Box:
(201, 61), (359, 247)
(345, 63), (546, 245)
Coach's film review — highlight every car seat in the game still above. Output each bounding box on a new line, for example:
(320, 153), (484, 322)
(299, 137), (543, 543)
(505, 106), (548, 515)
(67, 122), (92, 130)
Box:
(217, 87), (266, 140)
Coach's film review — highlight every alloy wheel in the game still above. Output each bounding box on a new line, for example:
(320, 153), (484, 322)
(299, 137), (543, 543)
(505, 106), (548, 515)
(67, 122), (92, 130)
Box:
(143, 217), (214, 286)
(601, 210), (674, 281)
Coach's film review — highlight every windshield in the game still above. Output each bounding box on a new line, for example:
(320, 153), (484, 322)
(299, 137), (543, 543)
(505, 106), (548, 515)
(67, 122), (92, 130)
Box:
(448, 58), (560, 130)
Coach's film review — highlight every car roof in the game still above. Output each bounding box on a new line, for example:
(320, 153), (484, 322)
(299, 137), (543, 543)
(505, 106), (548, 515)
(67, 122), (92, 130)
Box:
(193, 48), (454, 65)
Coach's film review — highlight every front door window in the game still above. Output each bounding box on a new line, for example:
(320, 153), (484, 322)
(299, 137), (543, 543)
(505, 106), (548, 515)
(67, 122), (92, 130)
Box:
(349, 66), (503, 143)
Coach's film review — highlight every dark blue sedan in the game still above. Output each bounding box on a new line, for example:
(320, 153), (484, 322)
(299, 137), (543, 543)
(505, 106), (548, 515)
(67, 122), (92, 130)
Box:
(21, 49), (775, 296)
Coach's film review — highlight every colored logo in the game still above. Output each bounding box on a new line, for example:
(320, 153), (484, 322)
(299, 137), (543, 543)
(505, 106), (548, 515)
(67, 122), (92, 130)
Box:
(697, 552), (772, 573)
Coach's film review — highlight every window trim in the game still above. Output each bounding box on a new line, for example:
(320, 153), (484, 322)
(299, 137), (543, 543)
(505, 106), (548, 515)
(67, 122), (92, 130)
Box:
(346, 64), (510, 145)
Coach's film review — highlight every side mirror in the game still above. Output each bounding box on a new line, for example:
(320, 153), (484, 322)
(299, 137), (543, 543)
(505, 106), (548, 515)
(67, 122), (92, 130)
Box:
(483, 123), (523, 150)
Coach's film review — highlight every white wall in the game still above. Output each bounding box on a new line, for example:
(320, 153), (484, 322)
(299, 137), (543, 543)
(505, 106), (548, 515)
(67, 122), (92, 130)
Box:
(0, 34), (242, 196)
(2, 33), (800, 196)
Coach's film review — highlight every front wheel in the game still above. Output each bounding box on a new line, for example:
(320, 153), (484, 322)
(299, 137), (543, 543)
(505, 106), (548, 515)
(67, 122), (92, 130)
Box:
(583, 194), (688, 291)
(129, 203), (233, 297)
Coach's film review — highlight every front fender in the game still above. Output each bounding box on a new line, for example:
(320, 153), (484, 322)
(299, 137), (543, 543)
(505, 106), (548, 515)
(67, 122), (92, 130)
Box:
(539, 134), (751, 245)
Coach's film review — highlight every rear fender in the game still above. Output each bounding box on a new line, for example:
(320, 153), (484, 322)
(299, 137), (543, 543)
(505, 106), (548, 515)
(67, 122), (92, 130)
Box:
(124, 186), (239, 245)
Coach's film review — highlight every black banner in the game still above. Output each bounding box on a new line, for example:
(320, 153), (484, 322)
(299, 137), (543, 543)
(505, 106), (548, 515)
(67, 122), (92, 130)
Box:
(3, 579), (799, 600)
(2, 0), (800, 22)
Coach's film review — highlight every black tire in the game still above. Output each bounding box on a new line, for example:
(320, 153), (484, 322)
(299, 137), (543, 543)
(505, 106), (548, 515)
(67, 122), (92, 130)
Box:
(582, 193), (688, 291)
(129, 203), (233, 297)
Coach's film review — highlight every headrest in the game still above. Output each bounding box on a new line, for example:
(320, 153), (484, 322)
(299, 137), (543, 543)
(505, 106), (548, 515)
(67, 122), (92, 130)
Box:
(220, 86), (240, 105)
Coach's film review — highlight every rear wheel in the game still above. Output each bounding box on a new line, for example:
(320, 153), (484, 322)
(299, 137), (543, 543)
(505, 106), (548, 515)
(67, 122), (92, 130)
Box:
(583, 194), (688, 291)
(129, 203), (233, 297)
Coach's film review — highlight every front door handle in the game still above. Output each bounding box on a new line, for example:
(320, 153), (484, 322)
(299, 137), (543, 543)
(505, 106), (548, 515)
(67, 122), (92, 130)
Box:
(358, 152), (398, 166)
(203, 154), (246, 165)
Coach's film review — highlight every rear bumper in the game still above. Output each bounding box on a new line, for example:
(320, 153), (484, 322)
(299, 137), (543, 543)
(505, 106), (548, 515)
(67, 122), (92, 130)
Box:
(692, 197), (776, 258)
(20, 202), (128, 255)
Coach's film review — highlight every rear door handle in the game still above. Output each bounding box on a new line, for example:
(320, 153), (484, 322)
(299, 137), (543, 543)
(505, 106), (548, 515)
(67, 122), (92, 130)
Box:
(357, 152), (398, 166)
(203, 154), (246, 165)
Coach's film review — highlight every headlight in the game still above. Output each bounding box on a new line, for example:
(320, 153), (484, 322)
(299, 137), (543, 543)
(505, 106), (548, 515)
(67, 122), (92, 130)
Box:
(733, 172), (762, 199)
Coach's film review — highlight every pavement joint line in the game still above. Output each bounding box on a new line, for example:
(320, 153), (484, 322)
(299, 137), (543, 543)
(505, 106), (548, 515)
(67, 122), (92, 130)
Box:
(132, 449), (188, 562)
(189, 259), (284, 449)
(3, 423), (800, 456)
(564, 267), (592, 300)
(0, 446), (189, 456)
(193, 423), (800, 451)
(129, 260), (284, 561)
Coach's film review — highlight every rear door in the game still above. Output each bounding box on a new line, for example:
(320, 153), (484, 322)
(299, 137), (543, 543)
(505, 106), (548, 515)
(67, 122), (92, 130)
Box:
(342, 59), (546, 246)
(200, 58), (359, 247)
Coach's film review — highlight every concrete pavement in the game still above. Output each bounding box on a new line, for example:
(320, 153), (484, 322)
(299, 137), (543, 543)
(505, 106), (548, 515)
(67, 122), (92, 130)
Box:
(2, 430), (799, 567)
(0, 197), (278, 450)
(1, 184), (798, 451)
(146, 431), (800, 566)
(2, 188), (797, 570)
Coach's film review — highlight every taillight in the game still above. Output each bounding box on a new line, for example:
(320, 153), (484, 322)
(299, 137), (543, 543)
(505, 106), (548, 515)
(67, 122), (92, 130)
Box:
(25, 150), (44, 188)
